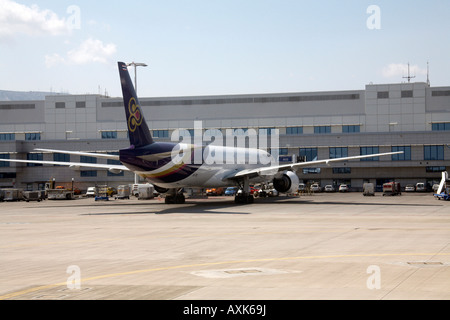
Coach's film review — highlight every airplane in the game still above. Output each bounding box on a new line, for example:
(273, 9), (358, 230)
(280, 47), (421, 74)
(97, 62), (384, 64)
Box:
(0, 61), (403, 204)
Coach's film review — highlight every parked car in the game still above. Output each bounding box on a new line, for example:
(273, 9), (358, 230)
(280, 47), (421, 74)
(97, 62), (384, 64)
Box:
(339, 184), (349, 192)
(405, 184), (415, 192)
(206, 188), (224, 196)
(324, 185), (335, 192)
(310, 184), (322, 193)
(224, 187), (238, 196)
(86, 187), (96, 197)
(415, 182), (426, 192)
(298, 183), (306, 192)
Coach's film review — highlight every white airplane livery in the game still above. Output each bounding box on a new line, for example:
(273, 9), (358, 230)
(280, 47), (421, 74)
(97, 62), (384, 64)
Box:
(0, 62), (403, 204)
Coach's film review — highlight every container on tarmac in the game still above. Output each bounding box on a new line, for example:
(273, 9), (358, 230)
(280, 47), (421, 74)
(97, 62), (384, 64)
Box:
(363, 183), (375, 196)
(3, 189), (23, 201)
(382, 182), (401, 196)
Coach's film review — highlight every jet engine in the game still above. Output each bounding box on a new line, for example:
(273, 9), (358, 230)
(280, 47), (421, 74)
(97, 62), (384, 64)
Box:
(273, 171), (300, 194)
(153, 184), (169, 194)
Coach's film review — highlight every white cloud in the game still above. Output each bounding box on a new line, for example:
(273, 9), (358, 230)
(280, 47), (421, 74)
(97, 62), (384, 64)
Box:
(45, 38), (117, 67)
(45, 53), (66, 68)
(0, 0), (70, 39)
(382, 63), (427, 79)
(67, 38), (116, 64)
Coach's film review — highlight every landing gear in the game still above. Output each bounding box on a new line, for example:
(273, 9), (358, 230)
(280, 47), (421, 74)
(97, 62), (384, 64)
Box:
(234, 193), (254, 204)
(164, 189), (186, 204)
(234, 176), (254, 204)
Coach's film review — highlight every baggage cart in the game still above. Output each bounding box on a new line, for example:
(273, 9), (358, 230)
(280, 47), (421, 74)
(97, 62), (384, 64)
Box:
(23, 191), (42, 202)
(95, 185), (109, 201)
(115, 185), (130, 200)
(3, 189), (23, 201)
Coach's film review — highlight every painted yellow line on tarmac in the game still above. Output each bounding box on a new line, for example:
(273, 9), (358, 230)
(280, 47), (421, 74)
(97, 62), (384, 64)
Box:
(1, 252), (449, 300)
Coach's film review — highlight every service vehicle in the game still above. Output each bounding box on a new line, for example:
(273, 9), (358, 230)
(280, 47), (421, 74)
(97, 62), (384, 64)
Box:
(206, 188), (224, 196)
(415, 182), (426, 192)
(224, 187), (238, 196)
(363, 183), (375, 196)
(382, 182), (401, 196)
(86, 187), (96, 197)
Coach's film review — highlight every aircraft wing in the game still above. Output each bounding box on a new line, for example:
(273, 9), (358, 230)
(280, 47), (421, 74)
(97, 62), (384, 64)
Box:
(35, 148), (120, 160)
(0, 158), (129, 172)
(226, 151), (404, 180)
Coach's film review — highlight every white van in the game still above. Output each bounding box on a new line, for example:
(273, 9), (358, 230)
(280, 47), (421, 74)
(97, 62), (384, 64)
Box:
(416, 183), (426, 192)
(86, 187), (96, 197)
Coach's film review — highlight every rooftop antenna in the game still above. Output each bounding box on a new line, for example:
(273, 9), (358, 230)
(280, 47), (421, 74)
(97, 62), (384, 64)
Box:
(427, 61), (430, 86)
(403, 62), (416, 83)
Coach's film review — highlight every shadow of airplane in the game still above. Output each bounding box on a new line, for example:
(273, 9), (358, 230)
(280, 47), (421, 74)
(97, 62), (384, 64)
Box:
(38, 195), (439, 216)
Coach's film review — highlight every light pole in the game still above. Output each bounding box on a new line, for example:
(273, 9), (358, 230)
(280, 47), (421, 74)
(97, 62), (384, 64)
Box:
(126, 62), (148, 95)
(127, 62), (148, 185)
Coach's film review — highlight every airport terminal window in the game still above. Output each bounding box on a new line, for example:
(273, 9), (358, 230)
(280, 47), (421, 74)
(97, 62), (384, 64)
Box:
(178, 129), (195, 137)
(204, 129), (222, 137)
(342, 125), (360, 133)
(401, 90), (413, 98)
(76, 102), (86, 108)
(377, 91), (389, 99)
(392, 146), (411, 161)
(432, 123), (450, 131)
(303, 168), (321, 174)
(333, 167), (351, 174)
(25, 133), (41, 141)
(329, 147), (348, 159)
(0, 154), (10, 167)
(0, 133), (15, 141)
(314, 126), (331, 134)
(53, 153), (70, 165)
(300, 148), (318, 161)
(80, 156), (97, 164)
(153, 130), (169, 138)
(279, 148), (289, 156)
(432, 90), (450, 97)
(107, 152), (122, 166)
(259, 128), (276, 136)
(107, 171), (124, 177)
(101, 131), (118, 139)
(27, 153), (43, 167)
(424, 145), (444, 161)
(80, 170), (97, 177)
(360, 147), (379, 161)
(426, 166), (446, 173)
(286, 127), (303, 135)
(55, 102), (66, 108)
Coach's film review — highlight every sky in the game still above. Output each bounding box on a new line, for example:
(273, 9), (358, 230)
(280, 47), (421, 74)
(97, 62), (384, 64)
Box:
(1, 0), (450, 98)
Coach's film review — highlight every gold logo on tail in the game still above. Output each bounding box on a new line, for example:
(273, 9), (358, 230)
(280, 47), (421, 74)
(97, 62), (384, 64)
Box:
(128, 98), (143, 132)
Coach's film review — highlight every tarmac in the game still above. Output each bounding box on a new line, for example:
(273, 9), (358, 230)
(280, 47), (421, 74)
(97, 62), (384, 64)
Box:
(0, 192), (449, 300)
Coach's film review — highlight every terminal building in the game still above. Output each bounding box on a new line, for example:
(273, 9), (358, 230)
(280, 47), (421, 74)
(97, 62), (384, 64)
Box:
(1, 81), (449, 192)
